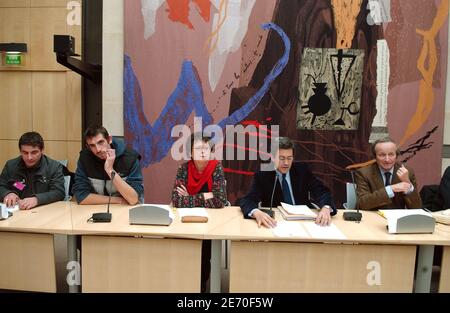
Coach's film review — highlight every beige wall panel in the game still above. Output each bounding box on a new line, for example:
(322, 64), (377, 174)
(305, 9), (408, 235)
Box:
(68, 21), (82, 56)
(0, 72), (32, 139)
(31, 0), (74, 7)
(0, 139), (79, 172)
(0, 232), (56, 292)
(67, 140), (81, 171)
(32, 72), (67, 140)
(30, 8), (70, 71)
(0, 8), (30, 70)
(0, 140), (19, 169)
(229, 241), (416, 292)
(43, 140), (68, 162)
(0, 7), (30, 48)
(0, 1), (30, 8)
(42, 140), (80, 171)
(82, 236), (202, 292)
(66, 72), (81, 141)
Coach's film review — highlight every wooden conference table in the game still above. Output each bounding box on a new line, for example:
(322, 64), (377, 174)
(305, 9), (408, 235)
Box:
(0, 202), (449, 292)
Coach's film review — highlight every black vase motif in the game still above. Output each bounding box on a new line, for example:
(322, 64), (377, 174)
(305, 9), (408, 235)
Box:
(305, 83), (332, 127)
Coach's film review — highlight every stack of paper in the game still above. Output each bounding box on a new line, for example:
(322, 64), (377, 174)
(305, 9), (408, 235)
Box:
(278, 202), (317, 220)
(177, 208), (209, 223)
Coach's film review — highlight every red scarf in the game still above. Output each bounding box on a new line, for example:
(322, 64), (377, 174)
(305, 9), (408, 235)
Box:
(187, 160), (219, 195)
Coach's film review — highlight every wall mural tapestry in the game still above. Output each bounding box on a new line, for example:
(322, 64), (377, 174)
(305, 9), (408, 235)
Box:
(125, 0), (449, 206)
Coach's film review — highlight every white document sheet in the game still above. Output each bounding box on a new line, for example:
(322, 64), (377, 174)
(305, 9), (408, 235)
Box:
(272, 221), (309, 238)
(303, 222), (347, 240)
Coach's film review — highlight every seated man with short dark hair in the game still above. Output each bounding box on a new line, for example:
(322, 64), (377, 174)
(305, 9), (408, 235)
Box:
(0, 131), (65, 210)
(73, 126), (144, 205)
(240, 137), (336, 228)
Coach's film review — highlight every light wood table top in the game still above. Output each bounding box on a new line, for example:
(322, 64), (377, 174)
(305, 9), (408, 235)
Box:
(0, 201), (72, 235)
(206, 208), (450, 245)
(70, 203), (241, 239)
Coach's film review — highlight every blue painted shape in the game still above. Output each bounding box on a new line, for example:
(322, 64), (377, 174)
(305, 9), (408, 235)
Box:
(124, 58), (213, 167)
(217, 23), (290, 128)
(124, 22), (291, 167)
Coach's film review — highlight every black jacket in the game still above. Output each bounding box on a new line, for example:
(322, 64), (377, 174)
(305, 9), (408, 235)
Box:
(0, 155), (65, 205)
(240, 162), (336, 218)
(440, 166), (450, 209)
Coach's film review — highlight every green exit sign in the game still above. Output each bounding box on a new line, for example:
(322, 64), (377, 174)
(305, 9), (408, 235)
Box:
(5, 54), (22, 65)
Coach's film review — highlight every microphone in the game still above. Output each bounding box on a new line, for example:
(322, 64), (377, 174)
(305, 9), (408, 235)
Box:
(260, 172), (278, 218)
(343, 169), (362, 222)
(90, 170), (115, 223)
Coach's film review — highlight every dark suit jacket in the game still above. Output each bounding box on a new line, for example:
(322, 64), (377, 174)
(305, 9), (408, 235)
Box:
(354, 163), (422, 210)
(239, 162), (336, 218)
(440, 166), (450, 209)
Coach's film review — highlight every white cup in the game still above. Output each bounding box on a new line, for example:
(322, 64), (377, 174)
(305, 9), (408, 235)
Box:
(0, 204), (9, 220)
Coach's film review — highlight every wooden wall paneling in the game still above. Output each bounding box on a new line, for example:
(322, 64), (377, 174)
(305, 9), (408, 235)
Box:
(67, 140), (81, 172)
(32, 72), (67, 140)
(0, 72), (32, 139)
(43, 140), (69, 164)
(0, 7), (30, 70)
(66, 72), (81, 141)
(31, 0), (74, 7)
(30, 7), (70, 71)
(0, 140), (20, 169)
(0, 1), (30, 8)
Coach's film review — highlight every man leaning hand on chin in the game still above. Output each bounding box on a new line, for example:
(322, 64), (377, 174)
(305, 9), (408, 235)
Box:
(240, 137), (336, 228)
(72, 126), (144, 206)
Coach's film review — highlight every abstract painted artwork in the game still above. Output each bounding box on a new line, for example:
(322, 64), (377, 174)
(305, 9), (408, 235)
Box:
(297, 48), (364, 130)
(125, 0), (448, 206)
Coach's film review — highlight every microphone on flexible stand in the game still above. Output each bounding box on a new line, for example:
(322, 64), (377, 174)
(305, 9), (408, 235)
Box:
(260, 172), (278, 218)
(90, 170), (115, 223)
(343, 168), (362, 222)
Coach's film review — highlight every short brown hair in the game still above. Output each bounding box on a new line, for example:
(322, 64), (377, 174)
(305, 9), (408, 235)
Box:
(19, 132), (44, 150)
(84, 126), (110, 143)
(372, 137), (400, 157)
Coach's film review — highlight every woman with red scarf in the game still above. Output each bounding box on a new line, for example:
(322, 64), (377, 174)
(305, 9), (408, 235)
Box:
(171, 134), (227, 208)
(171, 134), (227, 292)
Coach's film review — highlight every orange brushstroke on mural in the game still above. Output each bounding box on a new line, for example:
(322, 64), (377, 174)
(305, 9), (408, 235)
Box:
(399, 0), (449, 146)
(330, 0), (363, 49)
(166, 0), (211, 29)
(205, 0), (228, 54)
